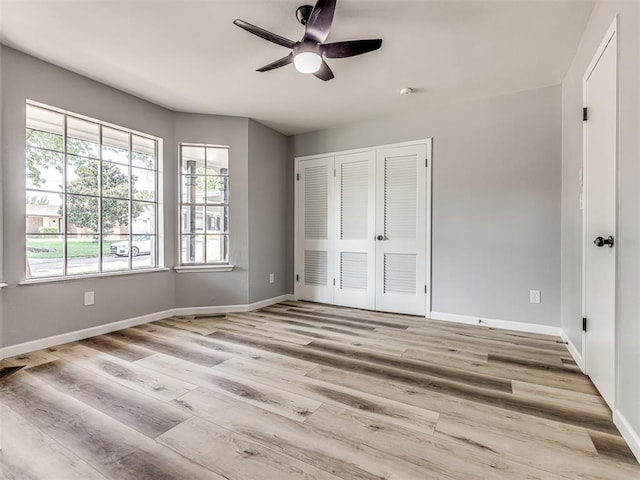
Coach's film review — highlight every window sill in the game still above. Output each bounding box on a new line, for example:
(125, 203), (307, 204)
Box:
(19, 268), (171, 286)
(174, 265), (235, 273)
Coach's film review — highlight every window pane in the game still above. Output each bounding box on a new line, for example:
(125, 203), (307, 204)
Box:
(102, 126), (130, 164)
(133, 235), (156, 270)
(67, 156), (99, 196)
(206, 147), (228, 175)
(132, 167), (155, 200)
(206, 235), (228, 263)
(206, 176), (228, 204)
(102, 146), (129, 165)
(181, 235), (204, 263)
(26, 105), (64, 137)
(26, 129), (64, 152)
(26, 191), (63, 234)
(102, 198), (129, 234)
(26, 148), (64, 192)
(132, 152), (155, 170)
(181, 146), (205, 174)
(181, 175), (206, 203)
(103, 126), (130, 148)
(132, 135), (156, 169)
(26, 234), (64, 278)
(66, 234), (99, 275)
(132, 202), (155, 234)
(205, 206), (228, 233)
(67, 195), (99, 233)
(102, 127), (129, 156)
(103, 234), (129, 272)
(181, 206), (204, 234)
(102, 162), (130, 199)
(67, 117), (99, 158)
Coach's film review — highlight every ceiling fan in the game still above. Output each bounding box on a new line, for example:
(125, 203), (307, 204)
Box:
(233, 0), (383, 81)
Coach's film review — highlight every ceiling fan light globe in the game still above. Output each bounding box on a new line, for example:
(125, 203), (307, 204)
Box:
(294, 51), (322, 74)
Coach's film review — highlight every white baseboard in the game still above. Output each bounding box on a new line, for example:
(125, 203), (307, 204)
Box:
(561, 332), (585, 372)
(0, 309), (173, 359)
(0, 294), (294, 360)
(614, 409), (640, 464)
(429, 311), (563, 337)
(173, 294), (295, 316)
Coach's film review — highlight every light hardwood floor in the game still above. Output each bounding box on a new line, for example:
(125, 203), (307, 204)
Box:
(1, 301), (638, 479)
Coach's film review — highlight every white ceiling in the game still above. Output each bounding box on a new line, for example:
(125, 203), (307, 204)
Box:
(0, 0), (595, 135)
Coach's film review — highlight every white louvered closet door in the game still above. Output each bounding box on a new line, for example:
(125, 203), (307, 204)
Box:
(297, 157), (335, 304)
(375, 144), (427, 315)
(333, 152), (376, 309)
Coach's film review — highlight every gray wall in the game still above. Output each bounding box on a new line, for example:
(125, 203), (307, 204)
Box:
(173, 113), (251, 308)
(2, 47), (176, 346)
(248, 119), (289, 303)
(1, 47), (290, 347)
(561, 0), (639, 448)
(292, 85), (562, 327)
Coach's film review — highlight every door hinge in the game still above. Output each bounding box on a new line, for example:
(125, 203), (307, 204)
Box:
(333, 278), (336, 286)
(425, 158), (428, 167)
(424, 285), (427, 294)
(582, 317), (587, 332)
(583, 107), (588, 121)
(296, 173), (300, 181)
(296, 274), (299, 282)
(334, 169), (336, 177)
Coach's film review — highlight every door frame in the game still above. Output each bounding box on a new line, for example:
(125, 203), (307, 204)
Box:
(294, 138), (432, 316)
(581, 16), (618, 399)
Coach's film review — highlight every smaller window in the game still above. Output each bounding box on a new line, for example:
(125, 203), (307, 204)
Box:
(179, 144), (229, 264)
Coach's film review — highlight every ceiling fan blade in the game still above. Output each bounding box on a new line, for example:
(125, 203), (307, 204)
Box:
(322, 39), (383, 58)
(233, 19), (296, 49)
(304, 0), (337, 43)
(313, 60), (335, 81)
(256, 53), (294, 72)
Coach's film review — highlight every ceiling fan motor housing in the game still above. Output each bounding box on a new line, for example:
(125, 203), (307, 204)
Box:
(294, 40), (322, 56)
(296, 5), (314, 25)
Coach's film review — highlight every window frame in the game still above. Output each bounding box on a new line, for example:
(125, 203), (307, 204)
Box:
(24, 100), (163, 280)
(178, 142), (230, 267)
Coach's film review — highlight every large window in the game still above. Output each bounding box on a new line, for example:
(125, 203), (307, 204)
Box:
(25, 102), (160, 279)
(179, 144), (229, 264)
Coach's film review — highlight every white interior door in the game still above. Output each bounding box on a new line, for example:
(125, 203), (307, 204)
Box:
(583, 22), (617, 409)
(297, 157), (335, 304)
(375, 144), (427, 315)
(333, 151), (376, 309)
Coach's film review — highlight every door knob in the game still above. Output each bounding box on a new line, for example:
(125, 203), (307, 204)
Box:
(376, 235), (388, 241)
(594, 236), (614, 248)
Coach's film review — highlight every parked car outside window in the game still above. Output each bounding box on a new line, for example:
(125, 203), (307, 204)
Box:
(110, 235), (152, 257)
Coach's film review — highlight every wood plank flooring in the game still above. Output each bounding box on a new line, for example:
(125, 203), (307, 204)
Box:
(1, 301), (638, 479)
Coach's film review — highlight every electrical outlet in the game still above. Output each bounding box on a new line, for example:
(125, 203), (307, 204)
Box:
(269, 273), (275, 284)
(529, 290), (541, 304)
(84, 291), (95, 306)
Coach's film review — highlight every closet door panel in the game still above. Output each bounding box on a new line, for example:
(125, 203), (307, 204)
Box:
(375, 145), (427, 315)
(333, 151), (376, 309)
(297, 157), (334, 304)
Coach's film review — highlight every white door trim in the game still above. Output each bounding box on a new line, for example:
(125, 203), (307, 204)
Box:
(296, 139), (432, 162)
(294, 138), (432, 316)
(581, 15), (618, 405)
